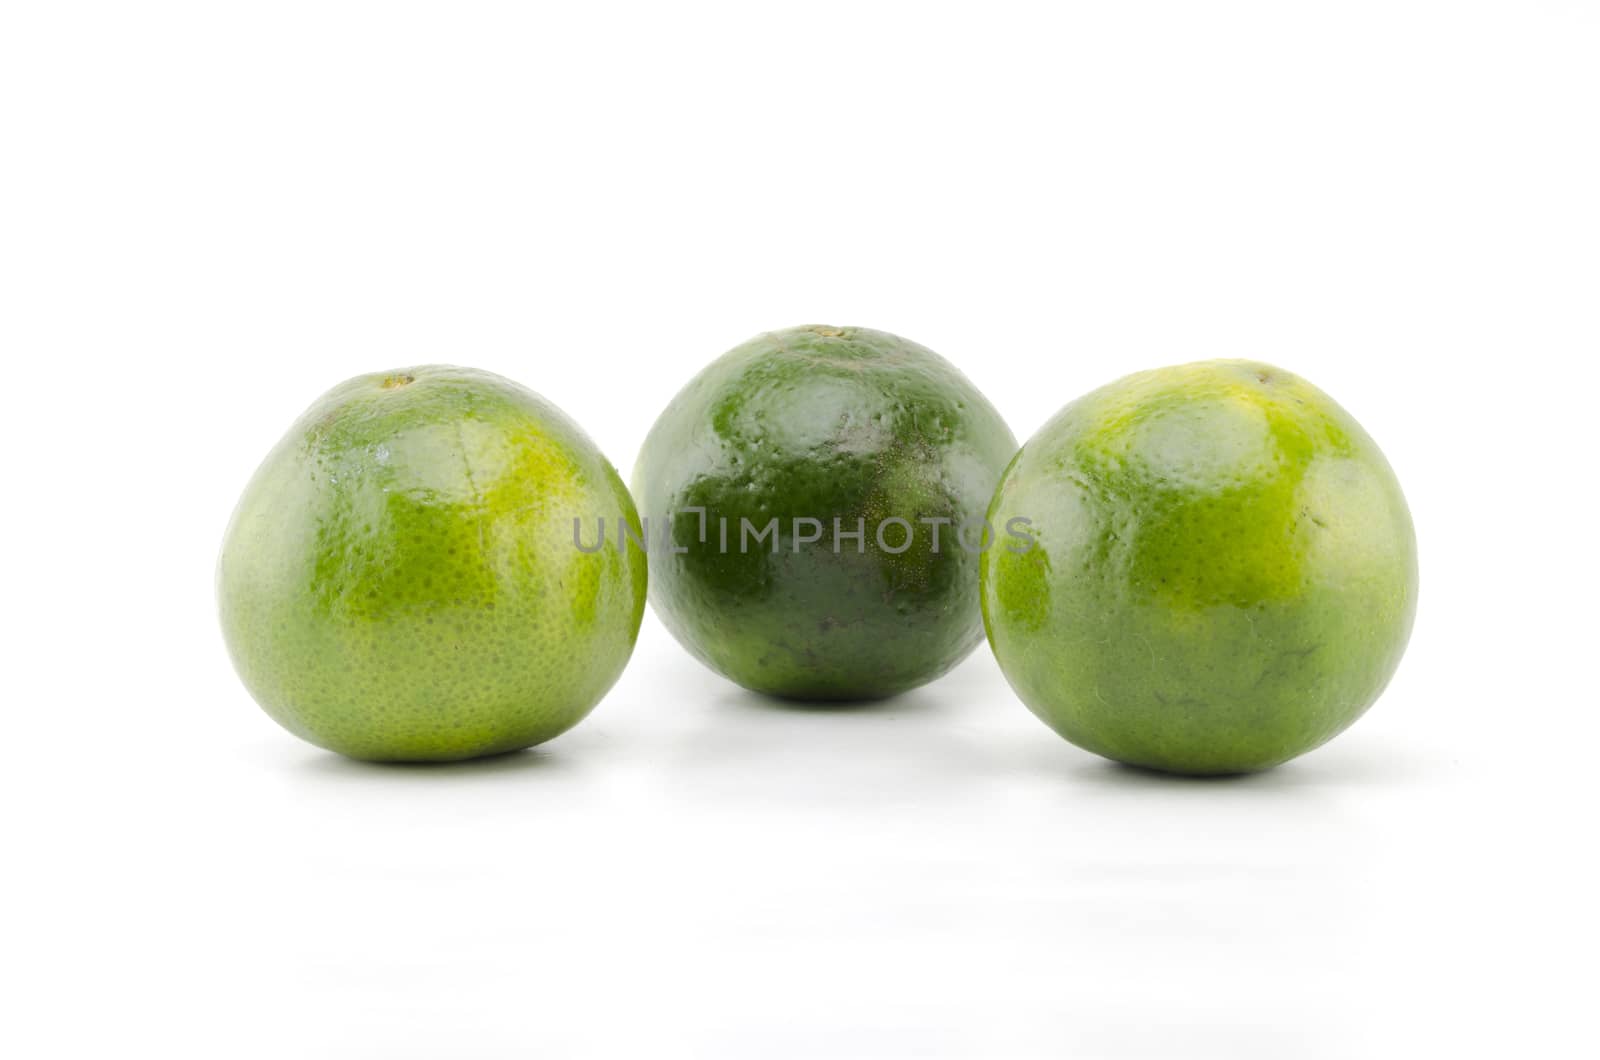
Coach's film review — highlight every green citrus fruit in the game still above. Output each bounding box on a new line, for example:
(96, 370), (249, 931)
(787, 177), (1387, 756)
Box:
(633, 325), (1017, 700)
(981, 360), (1417, 774)
(218, 366), (647, 762)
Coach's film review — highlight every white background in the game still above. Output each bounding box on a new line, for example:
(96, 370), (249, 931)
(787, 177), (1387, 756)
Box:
(4, 3), (1597, 1057)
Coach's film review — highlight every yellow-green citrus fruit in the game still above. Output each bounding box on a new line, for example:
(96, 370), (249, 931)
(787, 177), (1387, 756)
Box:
(633, 325), (1018, 700)
(981, 360), (1416, 774)
(218, 366), (647, 762)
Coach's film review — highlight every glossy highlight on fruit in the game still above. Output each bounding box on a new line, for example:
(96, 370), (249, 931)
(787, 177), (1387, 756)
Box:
(633, 325), (1018, 700)
(981, 360), (1416, 774)
(218, 366), (647, 762)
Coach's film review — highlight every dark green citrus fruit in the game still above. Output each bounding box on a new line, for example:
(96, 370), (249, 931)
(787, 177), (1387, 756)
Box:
(981, 360), (1416, 774)
(218, 366), (646, 762)
(633, 325), (1017, 700)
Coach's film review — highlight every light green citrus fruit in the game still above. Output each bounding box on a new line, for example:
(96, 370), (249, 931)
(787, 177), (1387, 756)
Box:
(218, 366), (646, 762)
(981, 360), (1416, 774)
(633, 325), (1017, 700)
